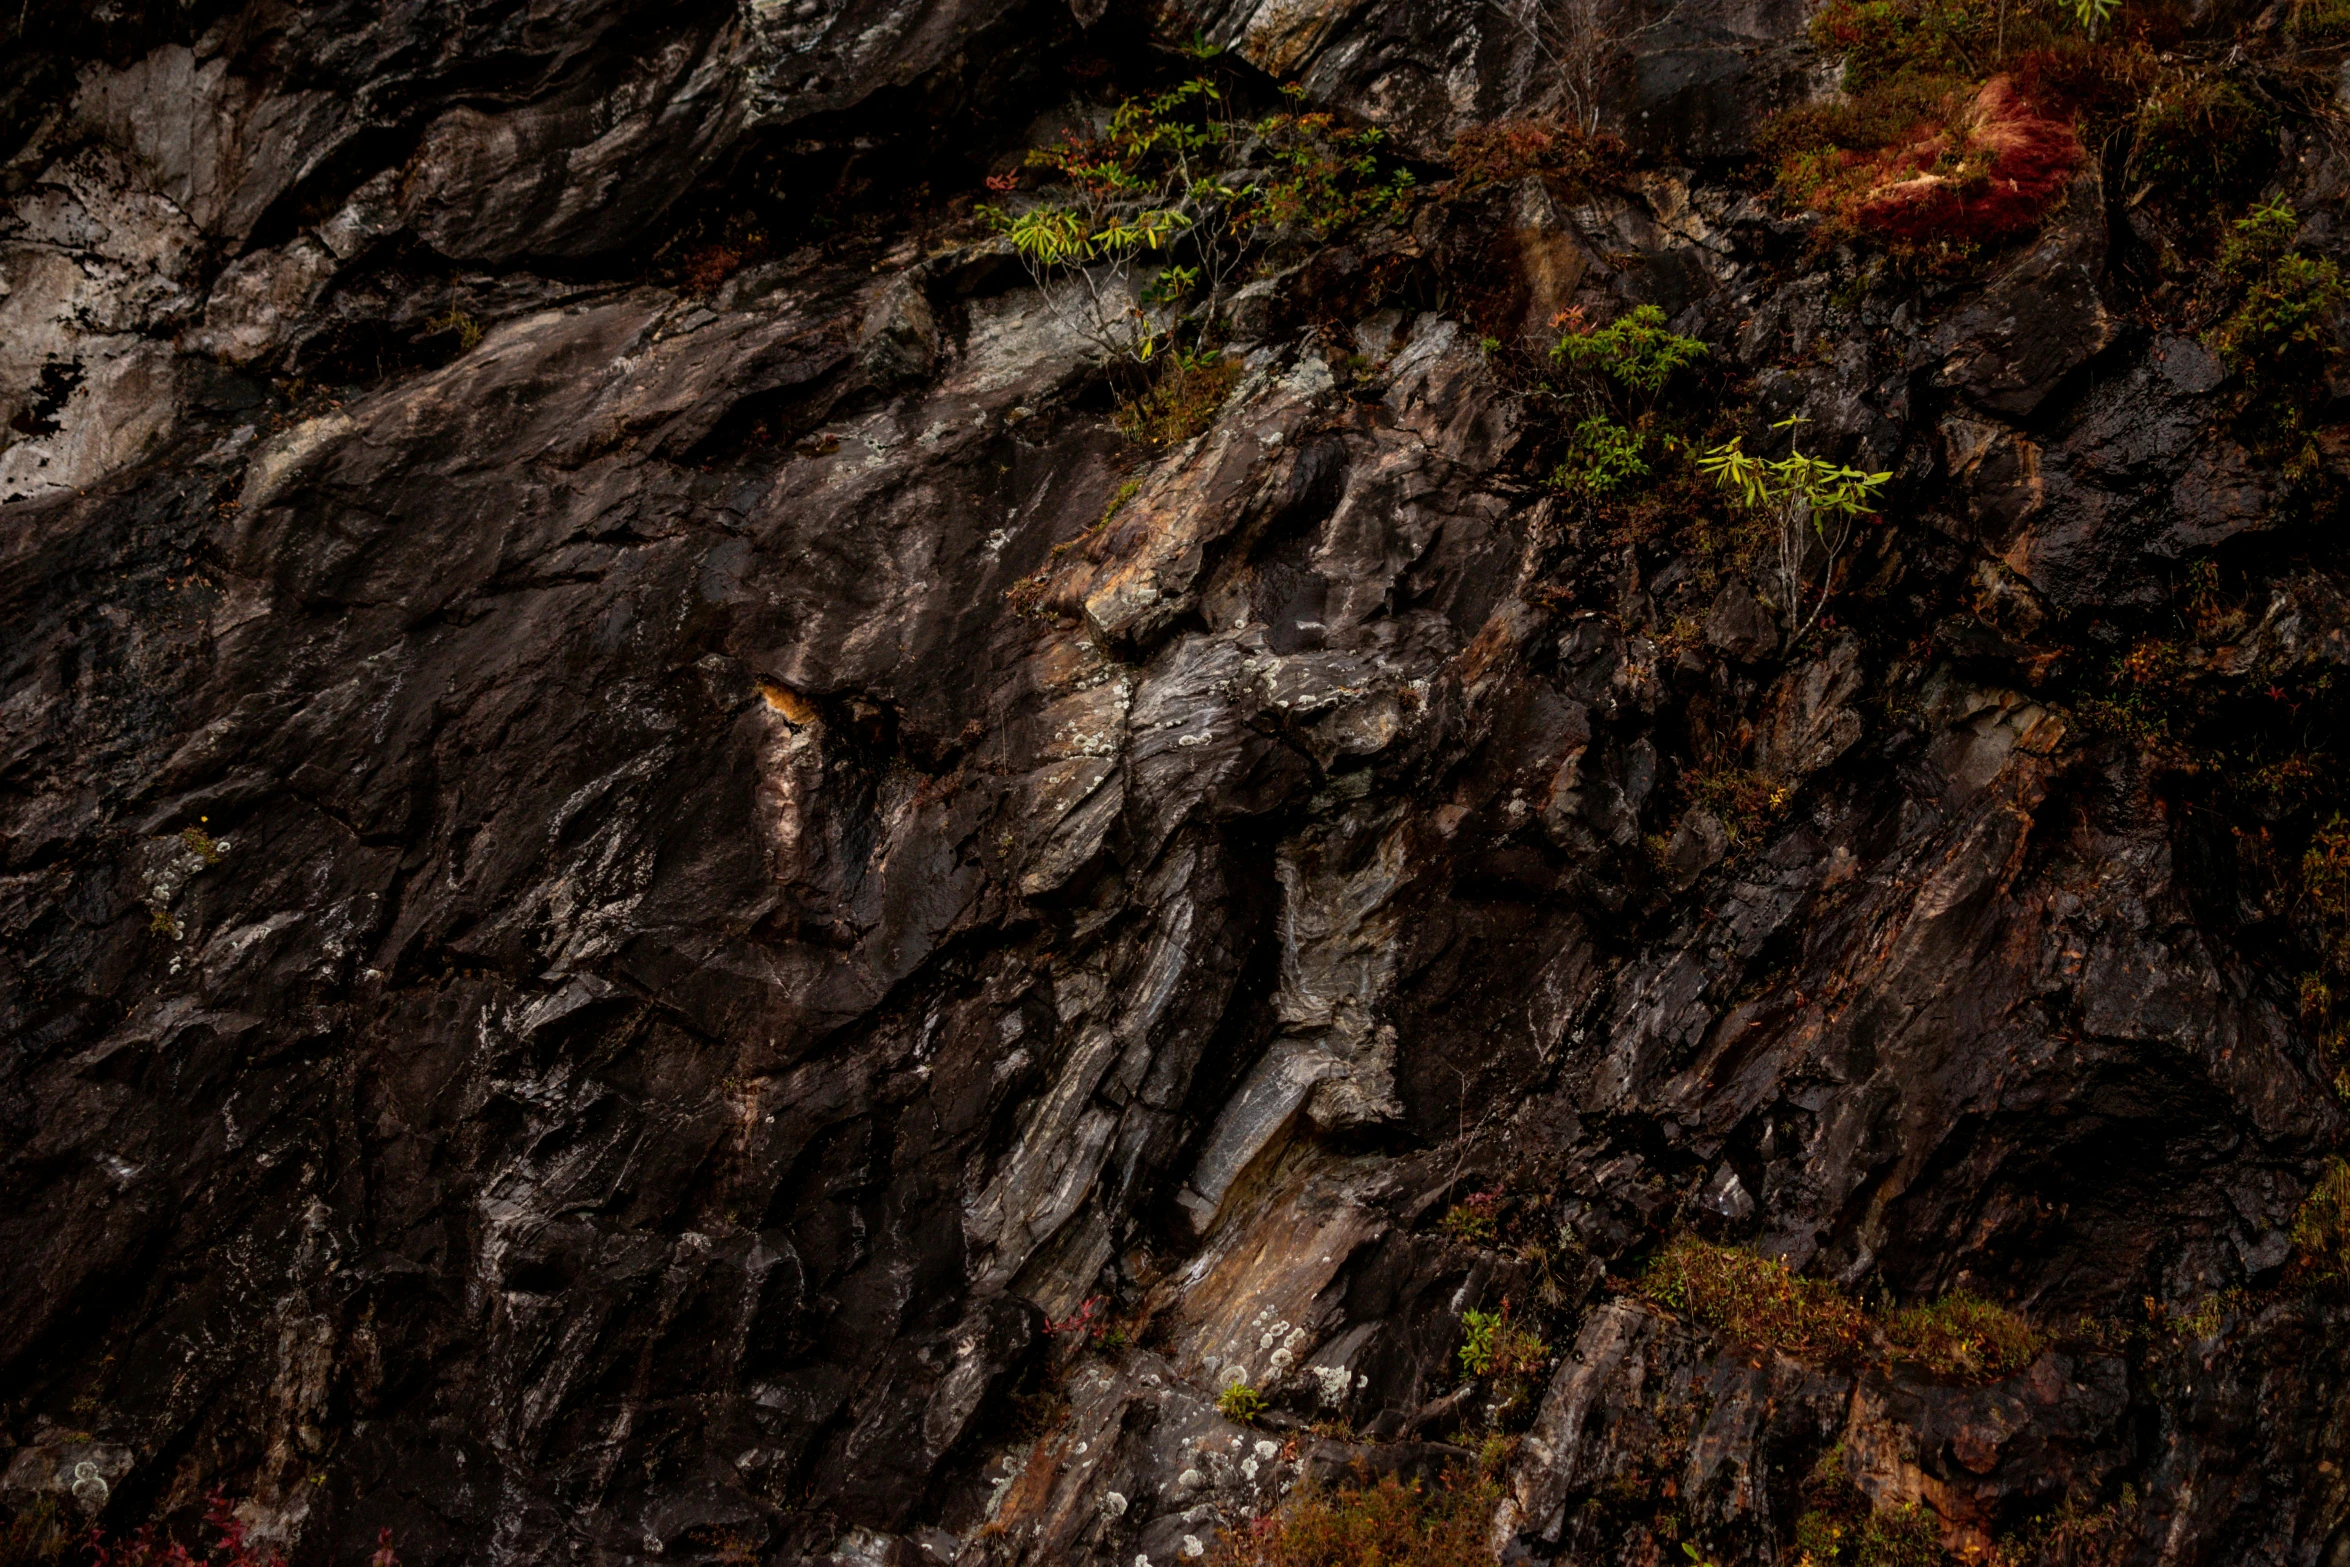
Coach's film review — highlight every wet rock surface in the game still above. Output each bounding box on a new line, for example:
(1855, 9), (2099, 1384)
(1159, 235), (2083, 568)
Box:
(4, 1), (2350, 1565)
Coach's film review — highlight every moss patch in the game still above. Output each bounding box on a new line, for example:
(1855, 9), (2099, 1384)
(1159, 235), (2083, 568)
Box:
(1639, 1236), (2046, 1381)
(1212, 1467), (1500, 1567)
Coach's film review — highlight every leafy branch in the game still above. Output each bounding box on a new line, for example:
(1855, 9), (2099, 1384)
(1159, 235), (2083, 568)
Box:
(1697, 416), (1888, 646)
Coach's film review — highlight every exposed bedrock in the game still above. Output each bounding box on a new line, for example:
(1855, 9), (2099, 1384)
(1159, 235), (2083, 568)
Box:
(3, 1), (2349, 1565)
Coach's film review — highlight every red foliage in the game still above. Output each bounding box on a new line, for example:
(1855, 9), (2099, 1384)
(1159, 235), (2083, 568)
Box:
(1043, 1295), (1103, 1338)
(79, 1494), (399, 1567)
(1443, 117), (1622, 196)
(680, 245), (746, 293)
(1807, 76), (2080, 249)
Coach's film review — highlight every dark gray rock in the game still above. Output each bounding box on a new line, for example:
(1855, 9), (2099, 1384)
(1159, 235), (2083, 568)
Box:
(3, 2), (2349, 1566)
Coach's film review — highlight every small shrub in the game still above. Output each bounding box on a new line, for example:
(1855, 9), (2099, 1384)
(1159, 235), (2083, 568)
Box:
(1458, 1299), (1549, 1382)
(1809, 0), (1994, 97)
(1685, 766), (1795, 847)
(2211, 202), (2346, 372)
(1240, 106), (1418, 243)
(1639, 1236), (1873, 1360)
(1851, 1503), (1940, 1567)
(1550, 304), (1708, 399)
(983, 79), (1417, 363)
(1218, 1380), (1267, 1424)
(1444, 117), (1623, 198)
(1115, 354), (1244, 450)
(1543, 305), (1708, 498)
(1793, 1449), (1945, 1567)
(1643, 1237), (2046, 1384)
(1994, 1486), (2139, 1566)
(1549, 414), (1650, 496)
(1883, 1291), (2045, 1378)
(1440, 1188), (1504, 1245)
(0, 1497), (67, 1567)
(1211, 1467), (1500, 1567)
(1698, 415), (1889, 645)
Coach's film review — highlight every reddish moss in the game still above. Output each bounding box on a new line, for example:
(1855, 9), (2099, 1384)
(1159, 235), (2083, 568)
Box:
(1214, 1468), (1500, 1567)
(1640, 1236), (1873, 1360)
(1443, 117), (1623, 199)
(1795, 76), (2082, 253)
(1641, 1237), (2046, 1381)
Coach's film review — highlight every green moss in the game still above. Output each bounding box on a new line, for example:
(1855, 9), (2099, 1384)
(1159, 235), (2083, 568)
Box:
(1685, 766), (1795, 847)
(1793, 1448), (1947, 1567)
(1217, 1380), (1267, 1424)
(1099, 476), (1144, 529)
(2293, 1157), (2350, 1280)
(1883, 1291), (2045, 1379)
(1809, 0), (2002, 96)
(2128, 77), (2272, 213)
(2287, 0), (2350, 40)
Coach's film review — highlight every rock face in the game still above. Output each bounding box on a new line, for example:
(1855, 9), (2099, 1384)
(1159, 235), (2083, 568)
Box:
(3, 2), (2349, 1565)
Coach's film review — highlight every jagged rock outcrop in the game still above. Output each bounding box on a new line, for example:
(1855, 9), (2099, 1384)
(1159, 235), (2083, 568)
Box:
(5, 2), (2350, 1566)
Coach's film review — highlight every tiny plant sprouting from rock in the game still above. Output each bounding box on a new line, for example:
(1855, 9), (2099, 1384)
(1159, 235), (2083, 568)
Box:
(1697, 415), (1889, 647)
(1457, 1298), (1548, 1381)
(1216, 1380), (1266, 1424)
(1439, 1187), (1503, 1245)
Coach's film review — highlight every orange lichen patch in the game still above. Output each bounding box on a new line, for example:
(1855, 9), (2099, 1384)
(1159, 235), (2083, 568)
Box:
(1787, 76), (2081, 251)
(758, 681), (818, 726)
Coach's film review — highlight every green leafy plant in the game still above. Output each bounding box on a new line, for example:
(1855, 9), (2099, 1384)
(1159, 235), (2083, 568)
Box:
(2129, 77), (2271, 215)
(1544, 305), (1707, 497)
(1697, 416), (1889, 646)
(979, 77), (1242, 363)
(1551, 303), (1708, 397)
(980, 78), (1416, 367)
(1217, 1380), (1267, 1423)
(2211, 201), (2345, 371)
(1458, 1298), (1549, 1382)
(2070, 0), (2119, 34)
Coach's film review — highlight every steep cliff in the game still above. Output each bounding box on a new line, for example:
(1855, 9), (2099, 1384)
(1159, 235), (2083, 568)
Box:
(5, 1), (2350, 1564)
